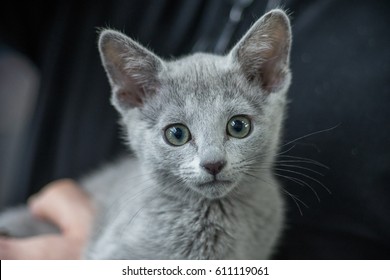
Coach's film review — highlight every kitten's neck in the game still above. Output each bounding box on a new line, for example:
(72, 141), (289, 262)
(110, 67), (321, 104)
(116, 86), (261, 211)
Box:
(148, 185), (251, 259)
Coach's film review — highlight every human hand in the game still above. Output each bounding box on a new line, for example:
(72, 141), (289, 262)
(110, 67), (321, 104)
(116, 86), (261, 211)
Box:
(0, 179), (94, 259)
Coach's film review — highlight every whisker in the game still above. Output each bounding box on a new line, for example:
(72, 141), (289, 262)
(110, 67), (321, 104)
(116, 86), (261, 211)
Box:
(274, 172), (320, 202)
(277, 156), (329, 169)
(242, 171), (308, 215)
(274, 172), (305, 186)
(281, 189), (308, 216)
(120, 206), (146, 234)
(275, 168), (331, 194)
(276, 164), (324, 176)
(281, 124), (340, 148)
(276, 144), (297, 156)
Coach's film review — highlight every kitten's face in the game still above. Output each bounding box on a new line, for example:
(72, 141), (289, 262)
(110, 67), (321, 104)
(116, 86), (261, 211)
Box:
(99, 9), (292, 199)
(127, 55), (284, 199)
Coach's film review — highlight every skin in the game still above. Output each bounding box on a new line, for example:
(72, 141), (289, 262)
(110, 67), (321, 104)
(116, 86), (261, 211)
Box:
(0, 179), (94, 259)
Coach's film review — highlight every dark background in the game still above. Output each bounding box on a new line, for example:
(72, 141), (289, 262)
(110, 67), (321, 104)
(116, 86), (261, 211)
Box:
(0, 0), (389, 259)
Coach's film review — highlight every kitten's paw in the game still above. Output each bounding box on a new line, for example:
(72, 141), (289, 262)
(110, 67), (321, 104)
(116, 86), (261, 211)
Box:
(0, 206), (59, 238)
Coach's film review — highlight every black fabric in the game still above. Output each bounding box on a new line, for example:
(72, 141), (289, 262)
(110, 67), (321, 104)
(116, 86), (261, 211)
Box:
(275, 0), (390, 259)
(1, 0), (389, 259)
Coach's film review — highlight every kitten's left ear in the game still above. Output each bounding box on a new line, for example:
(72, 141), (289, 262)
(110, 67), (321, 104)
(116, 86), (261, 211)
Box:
(229, 9), (292, 94)
(98, 30), (164, 113)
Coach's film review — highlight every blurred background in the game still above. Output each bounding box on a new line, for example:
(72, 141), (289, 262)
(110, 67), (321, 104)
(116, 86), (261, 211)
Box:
(0, 0), (389, 259)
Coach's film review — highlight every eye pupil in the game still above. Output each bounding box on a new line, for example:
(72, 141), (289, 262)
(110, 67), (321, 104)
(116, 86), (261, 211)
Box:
(171, 127), (183, 140)
(232, 120), (243, 132)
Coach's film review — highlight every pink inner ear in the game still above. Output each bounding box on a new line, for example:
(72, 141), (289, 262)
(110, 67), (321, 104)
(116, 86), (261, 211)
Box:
(260, 59), (286, 93)
(116, 89), (144, 108)
(236, 36), (290, 94)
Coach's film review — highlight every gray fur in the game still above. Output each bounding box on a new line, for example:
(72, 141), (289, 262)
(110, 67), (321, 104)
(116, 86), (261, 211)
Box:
(0, 9), (291, 259)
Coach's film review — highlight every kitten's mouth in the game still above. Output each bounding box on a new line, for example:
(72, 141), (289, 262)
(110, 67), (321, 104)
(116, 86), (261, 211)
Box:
(195, 179), (235, 199)
(198, 179), (232, 188)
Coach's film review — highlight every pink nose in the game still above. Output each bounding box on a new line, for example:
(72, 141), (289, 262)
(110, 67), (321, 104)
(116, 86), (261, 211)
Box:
(201, 161), (226, 175)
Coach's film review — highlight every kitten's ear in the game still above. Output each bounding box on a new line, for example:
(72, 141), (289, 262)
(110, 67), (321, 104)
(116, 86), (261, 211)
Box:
(229, 9), (292, 94)
(98, 30), (164, 112)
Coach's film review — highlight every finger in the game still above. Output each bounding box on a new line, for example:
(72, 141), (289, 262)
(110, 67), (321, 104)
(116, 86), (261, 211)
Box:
(0, 235), (83, 260)
(28, 179), (94, 236)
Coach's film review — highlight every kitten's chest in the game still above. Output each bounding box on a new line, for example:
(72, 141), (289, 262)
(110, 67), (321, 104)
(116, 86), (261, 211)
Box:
(150, 199), (244, 259)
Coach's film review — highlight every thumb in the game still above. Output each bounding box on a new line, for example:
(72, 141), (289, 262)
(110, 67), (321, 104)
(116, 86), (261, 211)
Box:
(28, 179), (94, 236)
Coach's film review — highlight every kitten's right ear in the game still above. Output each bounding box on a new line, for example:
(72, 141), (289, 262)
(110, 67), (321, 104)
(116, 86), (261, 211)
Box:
(98, 30), (164, 112)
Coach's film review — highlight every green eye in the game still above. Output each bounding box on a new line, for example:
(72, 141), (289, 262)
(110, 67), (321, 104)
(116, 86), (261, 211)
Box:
(164, 124), (191, 146)
(227, 115), (251, 139)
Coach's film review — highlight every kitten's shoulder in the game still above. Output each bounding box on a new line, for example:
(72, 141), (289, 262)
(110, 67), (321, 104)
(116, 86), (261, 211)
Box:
(81, 155), (143, 203)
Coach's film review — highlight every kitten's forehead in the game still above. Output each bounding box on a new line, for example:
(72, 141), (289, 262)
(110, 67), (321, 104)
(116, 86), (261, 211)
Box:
(164, 53), (230, 99)
(138, 53), (268, 133)
(149, 54), (264, 125)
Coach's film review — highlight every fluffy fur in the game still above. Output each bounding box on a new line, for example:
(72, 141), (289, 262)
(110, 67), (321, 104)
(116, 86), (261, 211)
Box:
(0, 9), (292, 259)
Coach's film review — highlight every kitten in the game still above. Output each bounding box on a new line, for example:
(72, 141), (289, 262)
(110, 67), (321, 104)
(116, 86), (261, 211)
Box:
(0, 9), (291, 259)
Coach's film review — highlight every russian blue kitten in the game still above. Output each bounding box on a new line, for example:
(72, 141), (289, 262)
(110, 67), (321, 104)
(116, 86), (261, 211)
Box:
(0, 9), (291, 259)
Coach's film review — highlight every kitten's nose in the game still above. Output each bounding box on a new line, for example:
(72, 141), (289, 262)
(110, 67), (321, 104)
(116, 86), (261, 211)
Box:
(201, 160), (226, 176)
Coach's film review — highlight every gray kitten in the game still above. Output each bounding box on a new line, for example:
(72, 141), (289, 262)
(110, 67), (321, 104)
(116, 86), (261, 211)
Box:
(0, 9), (291, 259)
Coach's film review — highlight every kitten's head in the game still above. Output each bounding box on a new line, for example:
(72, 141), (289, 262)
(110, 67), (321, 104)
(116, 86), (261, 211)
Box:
(98, 9), (291, 199)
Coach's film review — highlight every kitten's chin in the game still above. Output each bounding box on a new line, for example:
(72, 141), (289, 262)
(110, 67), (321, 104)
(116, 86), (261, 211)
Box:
(193, 180), (235, 199)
